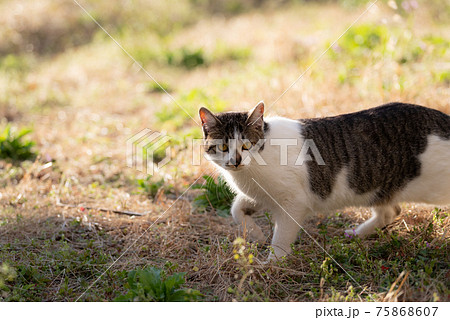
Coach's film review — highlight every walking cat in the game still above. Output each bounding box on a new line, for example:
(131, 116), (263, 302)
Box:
(199, 102), (450, 260)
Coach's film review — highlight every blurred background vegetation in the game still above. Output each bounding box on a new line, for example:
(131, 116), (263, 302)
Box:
(1, 0), (448, 180)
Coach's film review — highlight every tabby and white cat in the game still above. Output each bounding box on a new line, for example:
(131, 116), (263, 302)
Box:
(199, 102), (450, 260)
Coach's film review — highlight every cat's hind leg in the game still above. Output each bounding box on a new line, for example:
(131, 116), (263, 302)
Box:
(346, 204), (401, 237)
(231, 194), (266, 244)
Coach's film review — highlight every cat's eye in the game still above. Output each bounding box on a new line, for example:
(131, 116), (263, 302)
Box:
(242, 141), (252, 150)
(217, 144), (228, 152)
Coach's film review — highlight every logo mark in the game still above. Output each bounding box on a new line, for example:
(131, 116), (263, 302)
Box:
(126, 129), (171, 174)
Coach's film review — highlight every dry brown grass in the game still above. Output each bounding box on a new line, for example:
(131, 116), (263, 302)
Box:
(1, 157), (448, 301)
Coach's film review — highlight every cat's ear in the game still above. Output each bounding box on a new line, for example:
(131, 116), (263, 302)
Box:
(246, 101), (264, 129)
(199, 107), (220, 129)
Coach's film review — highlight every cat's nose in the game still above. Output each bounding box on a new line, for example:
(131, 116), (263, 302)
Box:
(231, 154), (242, 167)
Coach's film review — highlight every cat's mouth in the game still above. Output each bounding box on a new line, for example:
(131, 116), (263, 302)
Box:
(224, 164), (244, 171)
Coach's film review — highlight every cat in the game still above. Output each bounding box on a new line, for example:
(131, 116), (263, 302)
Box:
(199, 102), (450, 260)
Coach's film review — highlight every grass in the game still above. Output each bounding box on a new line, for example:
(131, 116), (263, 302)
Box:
(144, 81), (172, 94)
(193, 175), (235, 217)
(0, 126), (36, 162)
(0, 0), (449, 302)
(114, 266), (202, 301)
(0, 229), (125, 301)
(137, 176), (173, 199)
(155, 88), (228, 130)
(0, 54), (33, 73)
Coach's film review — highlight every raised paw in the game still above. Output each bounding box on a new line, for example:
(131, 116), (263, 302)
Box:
(345, 223), (376, 238)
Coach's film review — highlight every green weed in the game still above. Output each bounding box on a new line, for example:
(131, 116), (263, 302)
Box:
(166, 47), (206, 69)
(0, 125), (36, 162)
(226, 237), (268, 301)
(145, 81), (172, 93)
(137, 176), (169, 198)
(0, 236), (124, 301)
(129, 40), (250, 69)
(128, 45), (161, 67)
(193, 175), (235, 217)
(0, 54), (32, 73)
(328, 23), (449, 87)
(423, 35), (449, 57)
(0, 263), (17, 291)
(114, 266), (202, 302)
(334, 24), (389, 57)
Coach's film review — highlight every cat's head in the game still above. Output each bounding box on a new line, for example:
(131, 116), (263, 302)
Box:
(199, 101), (266, 171)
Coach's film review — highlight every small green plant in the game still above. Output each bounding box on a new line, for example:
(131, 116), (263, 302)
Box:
(165, 47), (206, 69)
(337, 24), (389, 56)
(0, 125), (37, 162)
(0, 54), (31, 73)
(114, 266), (202, 302)
(227, 237), (267, 301)
(193, 175), (235, 217)
(145, 81), (172, 93)
(137, 176), (166, 198)
(0, 263), (17, 291)
(433, 70), (450, 85)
